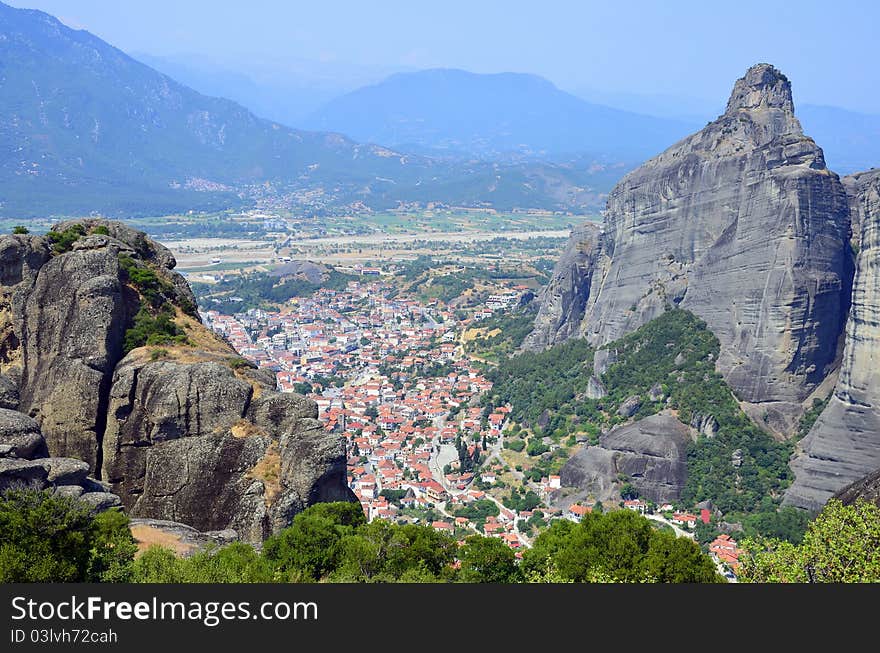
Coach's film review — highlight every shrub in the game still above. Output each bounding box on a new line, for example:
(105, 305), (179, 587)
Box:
(0, 489), (136, 582)
(46, 224), (86, 254)
(123, 306), (188, 353)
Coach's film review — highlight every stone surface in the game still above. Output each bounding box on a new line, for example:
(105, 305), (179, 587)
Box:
(0, 220), (195, 471)
(691, 413), (719, 438)
(526, 64), (852, 433)
(585, 375), (607, 400)
(43, 457), (90, 485)
(559, 412), (692, 504)
(523, 221), (602, 350)
(0, 374), (19, 410)
(831, 467), (880, 508)
(0, 408), (45, 458)
(786, 170), (880, 510)
(103, 356), (355, 543)
(79, 491), (122, 511)
(617, 395), (642, 418)
(54, 485), (85, 499)
(129, 518), (239, 557)
(0, 457), (49, 490)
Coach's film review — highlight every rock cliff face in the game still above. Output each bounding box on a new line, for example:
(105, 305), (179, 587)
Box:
(559, 413), (691, 504)
(785, 170), (880, 510)
(0, 219), (355, 542)
(527, 64), (852, 434)
(523, 221), (602, 350)
(831, 466), (880, 508)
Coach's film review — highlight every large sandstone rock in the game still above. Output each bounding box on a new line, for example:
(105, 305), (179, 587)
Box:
(559, 412), (692, 504)
(0, 219), (356, 542)
(0, 408), (46, 458)
(785, 170), (880, 510)
(0, 221), (189, 470)
(527, 64), (852, 434)
(103, 356), (354, 543)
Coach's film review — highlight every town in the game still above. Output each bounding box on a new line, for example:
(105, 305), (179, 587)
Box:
(201, 276), (743, 576)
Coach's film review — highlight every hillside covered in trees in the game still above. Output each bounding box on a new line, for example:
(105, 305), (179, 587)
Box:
(485, 310), (794, 516)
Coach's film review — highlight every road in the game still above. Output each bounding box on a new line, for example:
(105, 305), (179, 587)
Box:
(427, 416), (532, 548)
(644, 513), (695, 540)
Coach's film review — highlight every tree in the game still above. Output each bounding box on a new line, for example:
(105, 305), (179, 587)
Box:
(739, 499), (880, 583)
(87, 509), (139, 582)
(0, 489), (136, 582)
(262, 502), (366, 581)
(12, 226), (29, 235)
(522, 509), (721, 583)
(133, 543), (274, 583)
(457, 535), (522, 583)
(619, 483), (640, 501)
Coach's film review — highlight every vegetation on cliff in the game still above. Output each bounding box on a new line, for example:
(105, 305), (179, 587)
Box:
(486, 309), (793, 515)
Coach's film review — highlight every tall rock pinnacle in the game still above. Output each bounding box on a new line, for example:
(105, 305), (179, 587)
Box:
(725, 63), (795, 114)
(525, 63), (851, 435)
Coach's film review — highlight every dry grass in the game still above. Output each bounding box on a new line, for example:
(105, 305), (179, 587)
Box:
(230, 418), (267, 439)
(462, 327), (501, 343)
(130, 524), (195, 557)
(173, 308), (234, 354)
(247, 442), (282, 506)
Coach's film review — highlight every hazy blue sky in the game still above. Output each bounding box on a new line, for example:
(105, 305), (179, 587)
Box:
(7, 0), (880, 112)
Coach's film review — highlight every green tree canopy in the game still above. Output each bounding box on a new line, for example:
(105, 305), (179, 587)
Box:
(0, 489), (136, 582)
(523, 510), (720, 583)
(739, 499), (880, 583)
(457, 535), (522, 583)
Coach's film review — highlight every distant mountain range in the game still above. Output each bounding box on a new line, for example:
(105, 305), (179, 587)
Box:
(128, 55), (880, 176)
(131, 52), (398, 127)
(0, 2), (617, 218)
(1, 1), (875, 219)
(303, 68), (696, 160)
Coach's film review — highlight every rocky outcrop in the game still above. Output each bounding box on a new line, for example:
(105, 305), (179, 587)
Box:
(0, 219), (355, 543)
(0, 410), (121, 509)
(523, 221), (602, 350)
(785, 170), (880, 510)
(585, 376), (607, 400)
(559, 412), (692, 504)
(130, 518), (239, 557)
(527, 64), (853, 434)
(103, 357), (353, 542)
(617, 395), (642, 418)
(1, 220), (183, 469)
(690, 413), (719, 438)
(831, 467), (880, 508)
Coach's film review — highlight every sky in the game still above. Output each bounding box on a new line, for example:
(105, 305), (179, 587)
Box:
(6, 0), (880, 113)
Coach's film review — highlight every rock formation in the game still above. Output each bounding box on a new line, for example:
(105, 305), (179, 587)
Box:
(831, 467), (880, 508)
(559, 412), (691, 504)
(523, 221), (602, 350)
(0, 219), (355, 542)
(526, 64), (853, 435)
(785, 170), (880, 510)
(0, 407), (122, 509)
